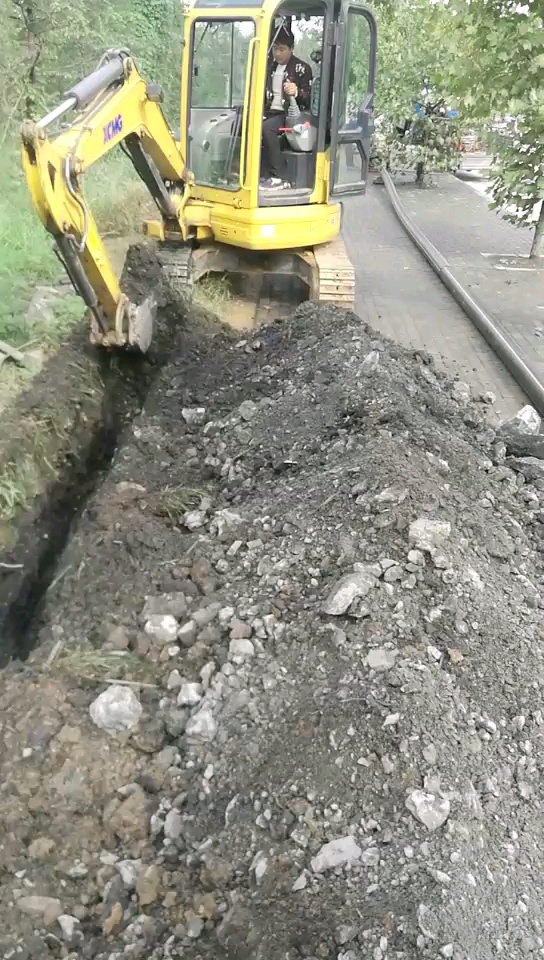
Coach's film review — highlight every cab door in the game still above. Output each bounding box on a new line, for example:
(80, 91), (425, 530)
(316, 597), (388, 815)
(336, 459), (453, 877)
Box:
(329, 2), (377, 197)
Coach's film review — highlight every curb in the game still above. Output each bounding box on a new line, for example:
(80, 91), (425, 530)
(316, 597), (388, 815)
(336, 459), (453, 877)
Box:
(380, 168), (544, 416)
(454, 169), (485, 182)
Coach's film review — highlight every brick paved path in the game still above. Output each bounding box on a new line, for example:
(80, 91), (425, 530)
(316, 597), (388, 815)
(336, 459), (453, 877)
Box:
(342, 184), (527, 421)
(395, 175), (543, 387)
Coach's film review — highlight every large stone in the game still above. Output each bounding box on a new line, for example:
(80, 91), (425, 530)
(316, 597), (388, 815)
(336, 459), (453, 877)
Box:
(144, 614), (179, 645)
(185, 708), (217, 742)
(228, 638), (255, 662)
(506, 456), (544, 483)
(89, 685), (142, 735)
(177, 682), (203, 707)
(164, 808), (183, 841)
(405, 789), (450, 832)
(323, 567), (376, 616)
(409, 518), (451, 553)
(17, 896), (62, 922)
(497, 404), (541, 438)
(311, 836), (362, 873)
(365, 647), (397, 671)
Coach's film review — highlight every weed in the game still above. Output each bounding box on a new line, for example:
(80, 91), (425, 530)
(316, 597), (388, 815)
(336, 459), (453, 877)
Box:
(0, 460), (34, 520)
(56, 644), (152, 683)
(157, 484), (206, 522)
(193, 274), (232, 310)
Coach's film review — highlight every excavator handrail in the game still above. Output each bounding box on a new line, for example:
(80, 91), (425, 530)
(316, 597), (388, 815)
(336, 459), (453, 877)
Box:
(239, 36), (259, 190)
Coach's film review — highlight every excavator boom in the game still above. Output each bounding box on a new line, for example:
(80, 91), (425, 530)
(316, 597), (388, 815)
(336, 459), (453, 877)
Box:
(21, 50), (189, 351)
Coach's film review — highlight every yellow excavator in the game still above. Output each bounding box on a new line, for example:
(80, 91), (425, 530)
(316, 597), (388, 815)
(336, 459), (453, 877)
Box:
(21, 0), (377, 351)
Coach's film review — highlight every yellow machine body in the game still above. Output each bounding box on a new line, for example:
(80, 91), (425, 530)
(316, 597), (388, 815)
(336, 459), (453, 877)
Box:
(21, 0), (377, 348)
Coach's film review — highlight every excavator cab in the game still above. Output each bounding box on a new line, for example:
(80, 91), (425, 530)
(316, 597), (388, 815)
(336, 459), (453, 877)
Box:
(21, 0), (377, 350)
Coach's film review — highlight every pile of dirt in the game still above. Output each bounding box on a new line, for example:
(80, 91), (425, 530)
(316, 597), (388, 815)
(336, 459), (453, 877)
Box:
(1, 301), (543, 960)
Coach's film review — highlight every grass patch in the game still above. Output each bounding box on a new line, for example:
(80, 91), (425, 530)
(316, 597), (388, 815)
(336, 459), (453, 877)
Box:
(157, 484), (207, 522)
(55, 644), (155, 685)
(0, 460), (34, 521)
(0, 153), (59, 346)
(193, 274), (232, 311)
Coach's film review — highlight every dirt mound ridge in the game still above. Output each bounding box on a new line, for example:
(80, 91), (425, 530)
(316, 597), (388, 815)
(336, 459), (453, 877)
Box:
(1, 303), (543, 960)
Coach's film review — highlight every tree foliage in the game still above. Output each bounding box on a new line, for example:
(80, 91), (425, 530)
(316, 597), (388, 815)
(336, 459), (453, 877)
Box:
(441, 0), (544, 255)
(0, 0), (184, 133)
(367, 0), (460, 181)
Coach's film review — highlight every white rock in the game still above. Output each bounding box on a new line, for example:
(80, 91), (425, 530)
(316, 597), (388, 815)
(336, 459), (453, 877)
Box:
(292, 872), (308, 891)
(251, 852), (269, 884)
(178, 620), (197, 646)
(239, 400), (258, 421)
(408, 549), (425, 566)
(383, 713), (400, 727)
(406, 789), (450, 832)
(323, 568), (376, 616)
(365, 647), (397, 671)
(182, 407), (207, 424)
(144, 614), (178, 644)
(409, 518), (451, 553)
(116, 859), (142, 889)
(228, 638), (255, 661)
(167, 670), (183, 690)
(164, 808), (183, 841)
(89, 685), (142, 735)
(423, 744), (437, 765)
(452, 380), (471, 404)
(498, 404), (541, 437)
(184, 509), (207, 530)
(361, 350), (379, 373)
(177, 682), (203, 707)
(57, 915), (80, 941)
(187, 916), (204, 938)
(185, 708), (217, 742)
(210, 509), (244, 538)
(311, 836), (362, 873)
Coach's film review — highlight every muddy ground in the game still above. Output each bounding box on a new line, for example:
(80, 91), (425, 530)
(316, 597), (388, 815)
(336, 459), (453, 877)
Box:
(0, 283), (543, 960)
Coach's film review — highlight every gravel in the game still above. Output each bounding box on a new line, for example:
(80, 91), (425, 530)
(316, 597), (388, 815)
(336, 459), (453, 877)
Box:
(1, 300), (543, 960)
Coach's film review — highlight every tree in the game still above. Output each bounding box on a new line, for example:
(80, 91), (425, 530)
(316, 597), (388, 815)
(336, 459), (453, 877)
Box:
(365, 0), (461, 183)
(441, 0), (544, 257)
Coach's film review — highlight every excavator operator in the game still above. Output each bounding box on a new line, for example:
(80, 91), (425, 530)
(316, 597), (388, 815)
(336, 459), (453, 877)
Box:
(261, 26), (312, 189)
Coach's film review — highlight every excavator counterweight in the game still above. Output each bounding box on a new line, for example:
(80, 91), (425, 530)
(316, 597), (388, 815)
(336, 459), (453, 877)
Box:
(21, 1), (377, 350)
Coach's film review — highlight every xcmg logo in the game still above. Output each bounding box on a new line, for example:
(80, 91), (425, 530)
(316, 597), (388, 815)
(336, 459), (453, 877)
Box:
(103, 114), (123, 143)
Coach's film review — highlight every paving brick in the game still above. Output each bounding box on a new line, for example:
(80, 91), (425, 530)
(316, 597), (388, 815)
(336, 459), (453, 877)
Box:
(342, 186), (527, 420)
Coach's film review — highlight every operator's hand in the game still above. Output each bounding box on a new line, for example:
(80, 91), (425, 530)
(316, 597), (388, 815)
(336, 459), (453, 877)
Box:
(284, 81), (298, 97)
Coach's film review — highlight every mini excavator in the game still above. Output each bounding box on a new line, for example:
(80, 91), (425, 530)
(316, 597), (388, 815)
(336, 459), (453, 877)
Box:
(21, 0), (377, 351)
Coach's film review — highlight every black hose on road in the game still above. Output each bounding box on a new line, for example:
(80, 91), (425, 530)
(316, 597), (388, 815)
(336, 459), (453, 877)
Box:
(380, 168), (544, 416)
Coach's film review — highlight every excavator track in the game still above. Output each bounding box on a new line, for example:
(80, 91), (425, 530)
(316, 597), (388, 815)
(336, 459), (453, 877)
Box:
(156, 243), (194, 300)
(155, 238), (356, 316)
(313, 238), (355, 308)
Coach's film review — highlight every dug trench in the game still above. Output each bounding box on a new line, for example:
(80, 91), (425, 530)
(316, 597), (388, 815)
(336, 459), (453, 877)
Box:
(1, 279), (544, 959)
(0, 242), (254, 666)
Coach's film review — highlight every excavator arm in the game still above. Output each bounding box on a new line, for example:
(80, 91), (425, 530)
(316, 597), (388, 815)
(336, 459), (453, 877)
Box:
(21, 50), (190, 351)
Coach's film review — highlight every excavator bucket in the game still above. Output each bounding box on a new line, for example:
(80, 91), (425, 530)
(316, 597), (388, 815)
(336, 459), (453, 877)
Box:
(128, 295), (156, 354)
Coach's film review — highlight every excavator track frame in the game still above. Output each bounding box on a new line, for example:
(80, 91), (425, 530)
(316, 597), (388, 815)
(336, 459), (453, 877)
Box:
(156, 237), (354, 310)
